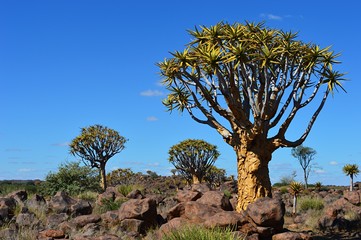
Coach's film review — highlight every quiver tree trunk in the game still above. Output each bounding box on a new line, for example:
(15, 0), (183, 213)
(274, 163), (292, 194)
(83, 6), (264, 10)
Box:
(192, 175), (201, 184)
(235, 138), (273, 211)
(99, 162), (107, 191)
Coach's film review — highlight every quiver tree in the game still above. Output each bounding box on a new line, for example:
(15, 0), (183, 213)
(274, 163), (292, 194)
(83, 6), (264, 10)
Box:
(168, 139), (220, 184)
(342, 164), (359, 192)
(158, 21), (346, 211)
(289, 181), (303, 214)
(69, 124), (128, 191)
(291, 145), (317, 189)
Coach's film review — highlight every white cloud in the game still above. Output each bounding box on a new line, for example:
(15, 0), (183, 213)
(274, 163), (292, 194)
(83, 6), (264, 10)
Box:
(146, 116), (158, 121)
(18, 168), (33, 172)
(51, 142), (69, 147)
(260, 13), (283, 20)
(314, 169), (326, 174)
(329, 161), (338, 165)
(140, 90), (163, 97)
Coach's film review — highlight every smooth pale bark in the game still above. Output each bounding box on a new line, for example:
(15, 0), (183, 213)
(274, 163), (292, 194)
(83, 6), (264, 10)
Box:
(192, 175), (200, 184)
(235, 135), (273, 211)
(350, 175), (354, 192)
(293, 195), (297, 214)
(100, 162), (107, 191)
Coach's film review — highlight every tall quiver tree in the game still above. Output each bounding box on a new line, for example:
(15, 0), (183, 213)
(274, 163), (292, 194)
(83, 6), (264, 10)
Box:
(158, 22), (346, 211)
(168, 139), (220, 184)
(342, 164), (359, 192)
(291, 145), (317, 189)
(69, 124), (127, 191)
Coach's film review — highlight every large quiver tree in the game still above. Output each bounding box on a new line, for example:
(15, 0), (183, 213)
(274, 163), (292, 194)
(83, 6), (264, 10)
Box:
(158, 22), (345, 211)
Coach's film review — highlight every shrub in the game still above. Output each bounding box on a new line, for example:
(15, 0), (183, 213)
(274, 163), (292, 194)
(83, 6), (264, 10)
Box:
(93, 198), (127, 214)
(162, 225), (242, 240)
(77, 191), (98, 202)
(298, 196), (324, 212)
(0, 181), (38, 197)
(39, 161), (101, 196)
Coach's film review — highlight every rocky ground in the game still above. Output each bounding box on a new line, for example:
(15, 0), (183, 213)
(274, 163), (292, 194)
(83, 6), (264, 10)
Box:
(1, 179), (361, 239)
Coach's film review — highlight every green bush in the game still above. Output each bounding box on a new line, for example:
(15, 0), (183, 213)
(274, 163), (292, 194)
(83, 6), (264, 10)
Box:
(94, 198), (127, 214)
(162, 226), (241, 240)
(0, 181), (39, 196)
(298, 196), (324, 212)
(39, 161), (101, 196)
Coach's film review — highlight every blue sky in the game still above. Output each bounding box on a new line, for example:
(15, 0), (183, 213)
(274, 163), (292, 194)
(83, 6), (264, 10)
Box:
(1, 1), (360, 186)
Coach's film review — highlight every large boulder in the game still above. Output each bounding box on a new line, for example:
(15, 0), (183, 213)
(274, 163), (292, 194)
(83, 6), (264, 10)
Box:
(343, 190), (361, 205)
(118, 198), (157, 229)
(272, 231), (312, 240)
(202, 211), (247, 229)
(174, 189), (202, 202)
(196, 191), (233, 211)
(246, 197), (285, 231)
(70, 200), (93, 217)
(47, 191), (77, 214)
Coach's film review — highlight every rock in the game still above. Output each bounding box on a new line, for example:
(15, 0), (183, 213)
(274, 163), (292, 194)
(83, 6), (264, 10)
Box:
(38, 229), (65, 238)
(118, 198), (157, 229)
(158, 217), (189, 237)
(0, 197), (17, 222)
(344, 190), (361, 205)
(101, 210), (120, 227)
(120, 219), (145, 233)
(126, 189), (144, 199)
(166, 202), (186, 221)
(174, 189), (202, 202)
(47, 191), (77, 214)
(72, 214), (101, 228)
(272, 231), (311, 240)
(26, 194), (46, 209)
(46, 213), (69, 228)
(70, 200), (93, 217)
(182, 201), (221, 222)
(196, 191), (233, 211)
(246, 197), (285, 231)
(202, 210), (247, 229)
(6, 190), (27, 204)
(15, 212), (37, 227)
(191, 183), (211, 193)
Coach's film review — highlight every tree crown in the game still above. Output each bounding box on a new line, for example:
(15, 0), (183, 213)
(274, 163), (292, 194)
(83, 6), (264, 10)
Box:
(69, 124), (127, 168)
(158, 21), (346, 148)
(342, 164), (360, 177)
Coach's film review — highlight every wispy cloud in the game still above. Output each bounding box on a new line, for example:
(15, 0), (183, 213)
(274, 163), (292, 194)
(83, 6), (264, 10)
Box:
(18, 168), (33, 172)
(314, 169), (326, 174)
(5, 148), (30, 152)
(140, 90), (163, 97)
(329, 161), (338, 165)
(260, 13), (283, 21)
(51, 142), (69, 147)
(146, 116), (158, 122)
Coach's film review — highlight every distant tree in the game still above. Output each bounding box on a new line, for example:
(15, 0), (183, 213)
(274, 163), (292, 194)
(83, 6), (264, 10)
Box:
(168, 139), (220, 184)
(107, 168), (135, 186)
(342, 164), (360, 191)
(146, 170), (159, 179)
(289, 181), (303, 214)
(314, 181), (322, 191)
(69, 124), (127, 191)
(40, 161), (101, 196)
(170, 169), (178, 176)
(204, 166), (227, 187)
(159, 21), (346, 210)
(279, 171), (297, 186)
(292, 145), (316, 189)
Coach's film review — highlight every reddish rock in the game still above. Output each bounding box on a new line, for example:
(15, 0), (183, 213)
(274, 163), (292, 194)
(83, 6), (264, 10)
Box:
(272, 231), (311, 240)
(72, 214), (101, 228)
(246, 197), (285, 231)
(70, 200), (93, 217)
(191, 183), (211, 193)
(196, 191), (233, 211)
(101, 210), (120, 226)
(182, 201), (221, 222)
(46, 213), (69, 228)
(118, 198), (157, 228)
(6, 190), (27, 204)
(174, 189), (202, 202)
(343, 190), (361, 205)
(120, 219), (145, 233)
(38, 229), (65, 238)
(126, 189), (144, 199)
(47, 191), (77, 214)
(158, 217), (189, 237)
(202, 210), (247, 229)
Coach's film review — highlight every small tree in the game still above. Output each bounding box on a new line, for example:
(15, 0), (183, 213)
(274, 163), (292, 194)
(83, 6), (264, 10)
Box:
(289, 181), (303, 214)
(69, 124), (127, 191)
(342, 164), (360, 191)
(107, 168), (135, 186)
(168, 139), (220, 184)
(292, 145), (316, 189)
(204, 166), (227, 187)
